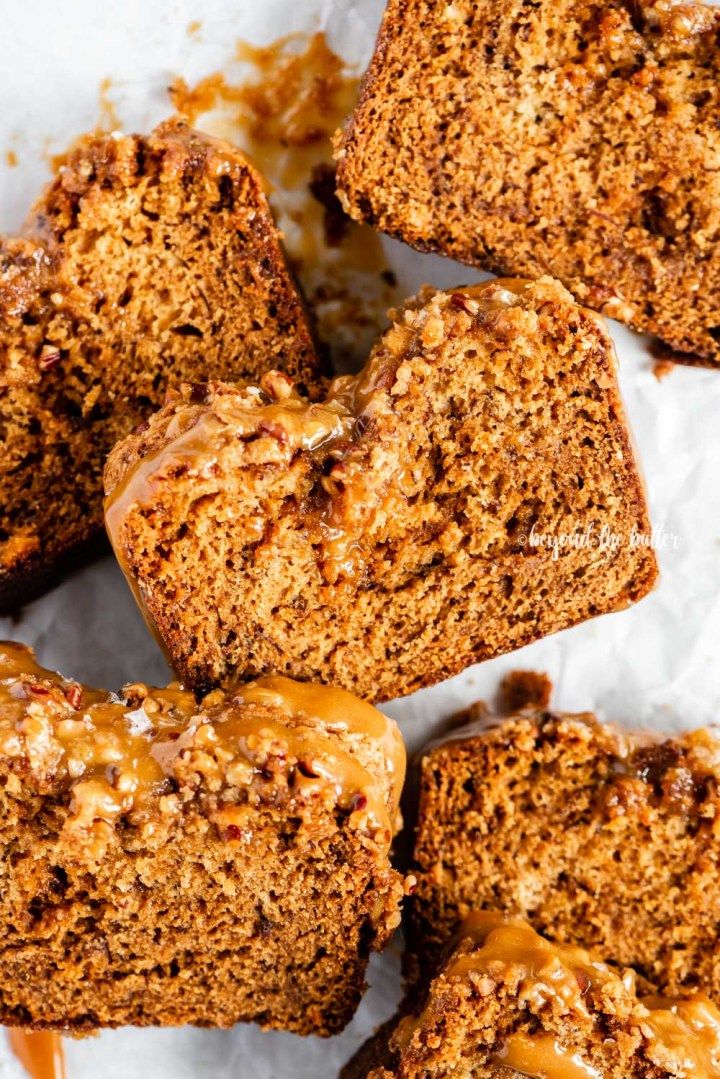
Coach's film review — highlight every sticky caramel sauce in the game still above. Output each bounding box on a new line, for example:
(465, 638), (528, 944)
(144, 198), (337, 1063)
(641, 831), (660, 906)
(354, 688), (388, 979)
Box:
(169, 32), (398, 369)
(641, 995), (720, 1075)
(496, 1032), (601, 1079)
(7, 1030), (64, 1079)
(106, 285), (544, 592)
(237, 676), (406, 821)
(451, 910), (624, 1016)
(395, 911), (720, 1077)
(0, 642), (403, 859)
(104, 353), (414, 586)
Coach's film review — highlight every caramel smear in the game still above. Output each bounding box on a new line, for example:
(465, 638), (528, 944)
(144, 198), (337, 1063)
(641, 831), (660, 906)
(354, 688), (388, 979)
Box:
(496, 1032), (600, 1079)
(7, 1030), (65, 1079)
(5, 149), (18, 168)
(169, 33), (398, 370)
(97, 77), (121, 134)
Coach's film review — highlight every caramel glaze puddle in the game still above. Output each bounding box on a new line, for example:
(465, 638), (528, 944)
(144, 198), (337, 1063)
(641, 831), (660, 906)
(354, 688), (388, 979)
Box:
(7, 1030), (64, 1079)
(169, 32), (398, 371)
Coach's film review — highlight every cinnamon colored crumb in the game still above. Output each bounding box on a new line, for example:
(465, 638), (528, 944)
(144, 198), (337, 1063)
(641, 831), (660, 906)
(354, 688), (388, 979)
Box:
(0, 641), (406, 1035)
(408, 704), (720, 999)
(104, 278), (657, 701)
(497, 670), (553, 713)
(169, 33), (398, 367)
(336, 0), (720, 367)
(0, 119), (322, 611)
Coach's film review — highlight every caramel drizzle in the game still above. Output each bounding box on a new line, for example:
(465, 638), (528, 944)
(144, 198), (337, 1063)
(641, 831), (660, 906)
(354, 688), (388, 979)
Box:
(7, 1030), (64, 1079)
(396, 912), (720, 1077)
(495, 1032), (600, 1079)
(104, 278), (545, 597)
(103, 359), (411, 586)
(0, 642), (404, 859)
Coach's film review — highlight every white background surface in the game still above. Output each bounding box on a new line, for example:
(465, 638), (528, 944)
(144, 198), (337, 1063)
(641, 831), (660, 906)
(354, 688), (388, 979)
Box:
(2, 1), (720, 1075)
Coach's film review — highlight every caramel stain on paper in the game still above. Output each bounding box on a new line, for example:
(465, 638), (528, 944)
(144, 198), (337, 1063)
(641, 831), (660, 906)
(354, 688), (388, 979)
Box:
(170, 33), (397, 371)
(187, 20), (202, 37)
(5, 149), (18, 167)
(97, 77), (121, 133)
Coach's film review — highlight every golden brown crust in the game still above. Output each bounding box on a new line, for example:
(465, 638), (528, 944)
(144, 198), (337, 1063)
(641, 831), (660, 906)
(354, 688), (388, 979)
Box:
(336, 0), (720, 366)
(408, 706), (720, 1000)
(104, 278), (657, 701)
(0, 119), (323, 613)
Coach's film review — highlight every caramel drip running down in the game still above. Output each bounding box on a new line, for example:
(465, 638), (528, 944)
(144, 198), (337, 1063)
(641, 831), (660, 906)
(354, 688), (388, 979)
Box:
(0, 642), (404, 861)
(496, 1032), (600, 1079)
(7, 1030), (65, 1079)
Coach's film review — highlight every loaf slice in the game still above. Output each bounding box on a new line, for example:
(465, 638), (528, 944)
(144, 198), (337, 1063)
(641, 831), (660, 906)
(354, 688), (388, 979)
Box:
(0, 641), (406, 1035)
(345, 911), (720, 1078)
(0, 119), (322, 612)
(104, 277), (658, 701)
(408, 688), (720, 999)
(335, 0), (720, 365)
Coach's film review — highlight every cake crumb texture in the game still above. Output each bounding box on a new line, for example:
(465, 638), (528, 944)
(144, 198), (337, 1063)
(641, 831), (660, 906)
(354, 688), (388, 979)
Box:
(0, 119), (322, 612)
(0, 641), (406, 1035)
(104, 278), (657, 702)
(409, 705), (720, 1000)
(336, 0), (720, 364)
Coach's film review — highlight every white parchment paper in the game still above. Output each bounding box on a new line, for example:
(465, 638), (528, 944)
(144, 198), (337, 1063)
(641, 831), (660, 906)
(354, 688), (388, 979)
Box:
(2, 1), (720, 1075)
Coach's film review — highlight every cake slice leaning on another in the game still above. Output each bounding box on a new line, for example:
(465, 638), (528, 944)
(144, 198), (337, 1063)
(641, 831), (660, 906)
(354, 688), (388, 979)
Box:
(0, 119), (323, 612)
(0, 641), (407, 1036)
(344, 912), (720, 1078)
(407, 676), (720, 998)
(104, 277), (658, 702)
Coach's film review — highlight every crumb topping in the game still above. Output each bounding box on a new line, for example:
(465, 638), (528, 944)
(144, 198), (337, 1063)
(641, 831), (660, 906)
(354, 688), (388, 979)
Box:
(0, 642), (404, 864)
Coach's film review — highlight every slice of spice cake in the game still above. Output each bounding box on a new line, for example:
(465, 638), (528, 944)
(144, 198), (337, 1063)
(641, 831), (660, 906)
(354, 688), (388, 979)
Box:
(104, 277), (657, 701)
(336, 0), (720, 366)
(408, 676), (720, 999)
(0, 641), (406, 1036)
(0, 119), (322, 611)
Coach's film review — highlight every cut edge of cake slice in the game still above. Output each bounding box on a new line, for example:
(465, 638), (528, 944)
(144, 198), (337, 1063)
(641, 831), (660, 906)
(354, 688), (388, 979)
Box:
(407, 671), (720, 999)
(103, 277), (658, 701)
(0, 640), (408, 1036)
(0, 118), (324, 613)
